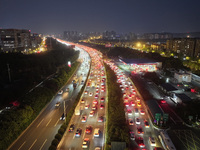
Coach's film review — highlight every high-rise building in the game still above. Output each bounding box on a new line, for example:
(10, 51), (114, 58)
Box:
(166, 38), (200, 58)
(0, 29), (31, 52)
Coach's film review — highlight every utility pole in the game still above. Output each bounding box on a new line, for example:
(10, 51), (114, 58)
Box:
(64, 100), (66, 122)
(7, 63), (11, 82)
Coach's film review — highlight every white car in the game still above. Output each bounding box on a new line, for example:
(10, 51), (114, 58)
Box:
(94, 128), (100, 137)
(55, 102), (60, 107)
(58, 90), (63, 94)
(135, 118), (140, 124)
(81, 116), (87, 122)
(149, 137), (156, 146)
(89, 92), (93, 96)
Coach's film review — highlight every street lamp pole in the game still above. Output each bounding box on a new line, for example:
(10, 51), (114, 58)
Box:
(64, 100), (66, 122)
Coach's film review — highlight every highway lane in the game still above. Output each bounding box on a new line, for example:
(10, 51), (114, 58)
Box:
(58, 49), (106, 150)
(8, 48), (90, 150)
(106, 61), (163, 150)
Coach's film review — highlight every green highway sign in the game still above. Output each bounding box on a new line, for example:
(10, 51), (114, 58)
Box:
(155, 113), (161, 121)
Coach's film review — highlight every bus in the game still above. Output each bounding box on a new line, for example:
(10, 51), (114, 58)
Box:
(159, 131), (176, 150)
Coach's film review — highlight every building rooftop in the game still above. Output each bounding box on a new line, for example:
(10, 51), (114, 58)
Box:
(160, 83), (178, 92)
(146, 99), (164, 117)
(176, 93), (192, 103)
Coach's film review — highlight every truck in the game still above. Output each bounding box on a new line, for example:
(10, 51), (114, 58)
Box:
(75, 106), (81, 115)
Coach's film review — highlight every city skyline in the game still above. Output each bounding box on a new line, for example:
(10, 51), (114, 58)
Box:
(1, 0), (200, 34)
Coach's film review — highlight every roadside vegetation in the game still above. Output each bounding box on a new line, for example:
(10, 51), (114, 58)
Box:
(0, 39), (79, 150)
(0, 38), (79, 108)
(104, 63), (129, 149)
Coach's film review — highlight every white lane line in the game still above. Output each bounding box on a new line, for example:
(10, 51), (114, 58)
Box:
(37, 119), (44, 128)
(39, 139), (47, 150)
(82, 131), (86, 139)
(73, 134), (75, 139)
(28, 139), (37, 150)
(54, 119), (60, 127)
(46, 118), (52, 127)
(18, 141), (26, 150)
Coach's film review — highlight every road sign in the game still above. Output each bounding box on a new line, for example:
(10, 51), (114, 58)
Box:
(155, 113), (161, 121)
(163, 113), (169, 121)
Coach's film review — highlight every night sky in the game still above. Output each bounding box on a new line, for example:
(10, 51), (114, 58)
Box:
(1, 0), (200, 34)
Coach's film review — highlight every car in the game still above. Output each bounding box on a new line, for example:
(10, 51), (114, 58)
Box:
(124, 97), (128, 101)
(75, 128), (82, 137)
(135, 118), (140, 124)
(137, 102), (141, 107)
(100, 104), (104, 109)
(96, 88), (99, 91)
(93, 100), (98, 104)
(89, 92), (93, 96)
(125, 87), (129, 90)
(68, 124), (75, 132)
(144, 120), (150, 128)
(98, 116), (104, 122)
(140, 109), (145, 115)
(95, 95), (98, 99)
(136, 96), (140, 101)
(66, 88), (69, 92)
(124, 102), (129, 107)
(84, 91), (88, 94)
(81, 99), (85, 104)
(92, 105), (97, 110)
(55, 102), (60, 107)
(94, 147), (101, 150)
(101, 88), (105, 92)
(129, 119), (134, 125)
(138, 137), (145, 147)
(81, 116), (87, 122)
(94, 128), (100, 137)
(130, 131), (135, 140)
(137, 127), (144, 134)
(60, 113), (65, 120)
(149, 137), (156, 146)
(82, 138), (89, 148)
(81, 80), (84, 84)
(87, 83), (90, 87)
(100, 97), (105, 102)
(85, 104), (89, 109)
(135, 108), (139, 115)
(58, 90), (63, 94)
(89, 110), (95, 117)
(96, 90), (99, 94)
(130, 101), (135, 106)
(85, 126), (92, 134)
(127, 110), (132, 116)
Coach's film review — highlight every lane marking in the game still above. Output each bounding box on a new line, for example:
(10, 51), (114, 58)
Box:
(46, 118), (52, 127)
(54, 119), (60, 127)
(39, 139), (47, 150)
(37, 119), (44, 128)
(83, 131), (86, 139)
(73, 134), (75, 139)
(18, 141), (26, 150)
(28, 139), (37, 150)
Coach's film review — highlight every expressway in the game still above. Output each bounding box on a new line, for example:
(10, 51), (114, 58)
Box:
(8, 44), (90, 150)
(58, 48), (106, 150)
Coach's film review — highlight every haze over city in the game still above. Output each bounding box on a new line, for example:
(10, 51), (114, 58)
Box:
(1, 0), (200, 34)
(2, 0), (200, 150)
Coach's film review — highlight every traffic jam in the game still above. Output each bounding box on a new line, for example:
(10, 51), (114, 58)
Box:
(105, 60), (157, 150)
(65, 46), (106, 150)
